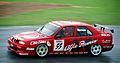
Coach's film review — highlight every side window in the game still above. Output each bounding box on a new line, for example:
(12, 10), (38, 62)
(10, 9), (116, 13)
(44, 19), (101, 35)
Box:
(56, 26), (74, 37)
(87, 29), (92, 36)
(77, 26), (92, 36)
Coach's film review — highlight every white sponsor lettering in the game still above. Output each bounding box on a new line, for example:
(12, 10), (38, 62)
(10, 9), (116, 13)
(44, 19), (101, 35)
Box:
(47, 42), (51, 46)
(64, 40), (97, 52)
(77, 29), (86, 31)
(30, 40), (47, 45)
(79, 40), (97, 47)
(30, 41), (38, 45)
(101, 34), (110, 36)
(64, 43), (76, 51)
(102, 40), (111, 43)
(26, 48), (34, 50)
(103, 46), (112, 48)
(19, 53), (28, 55)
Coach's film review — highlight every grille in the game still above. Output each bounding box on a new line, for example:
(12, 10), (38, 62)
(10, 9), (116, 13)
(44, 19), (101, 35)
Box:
(13, 38), (19, 42)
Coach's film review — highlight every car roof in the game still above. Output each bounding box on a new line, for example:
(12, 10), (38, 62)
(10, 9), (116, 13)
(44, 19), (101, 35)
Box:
(50, 21), (90, 27)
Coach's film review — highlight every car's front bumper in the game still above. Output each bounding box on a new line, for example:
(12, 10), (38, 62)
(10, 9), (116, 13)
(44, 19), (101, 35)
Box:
(8, 38), (36, 56)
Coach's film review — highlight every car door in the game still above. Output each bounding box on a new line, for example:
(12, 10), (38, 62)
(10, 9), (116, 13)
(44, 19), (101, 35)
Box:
(54, 26), (75, 52)
(76, 26), (95, 52)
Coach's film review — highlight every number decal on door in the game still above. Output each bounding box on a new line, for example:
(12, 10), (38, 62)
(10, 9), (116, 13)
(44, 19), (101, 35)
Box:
(54, 40), (64, 51)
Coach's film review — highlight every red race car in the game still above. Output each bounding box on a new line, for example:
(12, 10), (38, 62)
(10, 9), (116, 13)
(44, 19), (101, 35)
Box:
(8, 21), (114, 57)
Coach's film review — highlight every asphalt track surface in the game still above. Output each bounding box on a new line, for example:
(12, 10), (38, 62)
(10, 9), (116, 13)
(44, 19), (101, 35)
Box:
(0, 25), (120, 63)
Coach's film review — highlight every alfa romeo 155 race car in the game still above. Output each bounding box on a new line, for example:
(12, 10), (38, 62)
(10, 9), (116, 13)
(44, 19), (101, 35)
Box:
(8, 21), (114, 57)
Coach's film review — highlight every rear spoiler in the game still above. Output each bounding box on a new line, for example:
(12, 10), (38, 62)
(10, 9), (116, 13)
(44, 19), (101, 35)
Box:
(94, 24), (114, 33)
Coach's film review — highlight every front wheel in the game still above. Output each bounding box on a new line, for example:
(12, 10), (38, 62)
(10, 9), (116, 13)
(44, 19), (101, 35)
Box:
(90, 44), (102, 56)
(35, 44), (48, 57)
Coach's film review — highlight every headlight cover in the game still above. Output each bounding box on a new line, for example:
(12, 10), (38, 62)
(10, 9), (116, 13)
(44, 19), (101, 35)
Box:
(19, 41), (25, 45)
(10, 36), (13, 39)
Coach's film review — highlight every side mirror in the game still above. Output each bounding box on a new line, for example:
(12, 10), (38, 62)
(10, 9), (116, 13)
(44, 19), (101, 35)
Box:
(55, 35), (62, 38)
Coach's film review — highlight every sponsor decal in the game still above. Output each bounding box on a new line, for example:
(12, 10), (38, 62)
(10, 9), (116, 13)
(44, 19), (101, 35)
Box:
(47, 42), (51, 46)
(65, 52), (69, 54)
(60, 52), (64, 54)
(54, 52), (59, 54)
(39, 40), (46, 43)
(70, 52), (73, 54)
(49, 53), (54, 54)
(103, 46), (112, 48)
(49, 52), (88, 55)
(74, 52), (79, 54)
(30, 40), (46, 45)
(30, 41), (39, 45)
(64, 40), (97, 52)
(77, 29), (86, 31)
(19, 53), (28, 55)
(79, 52), (83, 54)
(26, 48), (34, 50)
(84, 52), (88, 54)
(64, 43), (76, 51)
(78, 52), (88, 54)
(102, 40), (111, 43)
(101, 34), (110, 36)
(54, 40), (64, 51)
(79, 40), (97, 47)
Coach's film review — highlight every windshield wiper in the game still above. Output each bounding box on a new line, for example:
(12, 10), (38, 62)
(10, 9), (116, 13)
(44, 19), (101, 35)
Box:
(36, 25), (44, 32)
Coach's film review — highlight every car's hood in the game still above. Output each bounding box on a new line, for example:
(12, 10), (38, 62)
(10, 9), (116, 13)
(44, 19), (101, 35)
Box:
(13, 31), (49, 41)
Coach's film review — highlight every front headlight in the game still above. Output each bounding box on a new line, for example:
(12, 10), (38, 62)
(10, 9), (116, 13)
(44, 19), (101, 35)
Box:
(19, 41), (25, 45)
(10, 36), (13, 39)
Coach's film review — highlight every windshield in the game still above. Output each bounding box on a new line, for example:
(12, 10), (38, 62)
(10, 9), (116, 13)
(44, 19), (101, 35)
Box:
(36, 24), (59, 36)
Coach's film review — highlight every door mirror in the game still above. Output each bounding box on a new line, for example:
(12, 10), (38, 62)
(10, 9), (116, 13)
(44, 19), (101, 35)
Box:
(55, 34), (63, 38)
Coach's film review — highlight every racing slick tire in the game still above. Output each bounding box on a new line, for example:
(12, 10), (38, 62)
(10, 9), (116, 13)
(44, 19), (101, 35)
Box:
(35, 44), (48, 57)
(90, 44), (102, 56)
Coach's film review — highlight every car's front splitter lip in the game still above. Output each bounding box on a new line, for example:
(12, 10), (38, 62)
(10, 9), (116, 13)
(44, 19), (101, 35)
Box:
(8, 46), (36, 56)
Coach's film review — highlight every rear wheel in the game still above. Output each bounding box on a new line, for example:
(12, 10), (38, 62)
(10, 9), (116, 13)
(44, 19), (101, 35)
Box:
(35, 44), (48, 57)
(90, 44), (102, 56)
